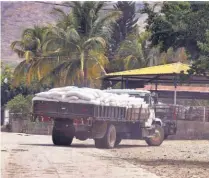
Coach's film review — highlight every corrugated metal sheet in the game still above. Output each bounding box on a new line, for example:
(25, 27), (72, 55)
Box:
(140, 85), (209, 93)
(105, 62), (190, 77)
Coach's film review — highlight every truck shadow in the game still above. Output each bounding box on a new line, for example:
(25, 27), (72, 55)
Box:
(20, 143), (95, 148)
(116, 144), (148, 148)
(20, 143), (148, 149)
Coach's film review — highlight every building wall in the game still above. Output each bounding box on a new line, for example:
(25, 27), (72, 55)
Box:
(169, 120), (209, 140)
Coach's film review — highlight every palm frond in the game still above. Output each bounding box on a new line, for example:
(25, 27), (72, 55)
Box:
(88, 50), (109, 69)
(10, 41), (24, 50)
(90, 11), (122, 38)
(24, 51), (34, 62)
(13, 49), (25, 58)
(95, 2), (105, 15)
(66, 26), (80, 43)
(51, 7), (68, 20)
(12, 60), (29, 86)
(83, 37), (106, 49)
(39, 61), (70, 85)
(21, 28), (35, 38)
(35, 37), (41, 50)
(26, 61), (39, 84)
(64, 60), (81, 85)
(122, 55), (138, 70)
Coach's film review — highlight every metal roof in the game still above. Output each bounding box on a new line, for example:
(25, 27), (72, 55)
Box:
(138, 85), (209, 100)
(104, 89), (150, 94)
(141, 85), (209, 93)
(102, 62), (209, 85)
(104, 62), (190, 77)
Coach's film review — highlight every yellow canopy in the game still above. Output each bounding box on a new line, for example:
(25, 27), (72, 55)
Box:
(104, 62), (190, 77)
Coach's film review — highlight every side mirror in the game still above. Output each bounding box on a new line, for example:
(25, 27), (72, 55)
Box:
(144, 94), (150, 104)
(151, 92), (158, 97)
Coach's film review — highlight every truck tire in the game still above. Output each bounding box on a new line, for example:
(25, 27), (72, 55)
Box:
(52, 127), (73, 146)
(94, 138), (104, 148)
(94, 124), (116, 149)
(114, 135), (122, 147)
(145, 125), (164, 146)
(103, 124), (117, 149)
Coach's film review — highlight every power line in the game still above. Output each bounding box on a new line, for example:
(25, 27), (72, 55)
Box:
(36, 1), (74, 8)
(35, 1), (116, 10)
(34, 1), (143, 13)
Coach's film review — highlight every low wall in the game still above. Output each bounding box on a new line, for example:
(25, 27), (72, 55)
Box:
(169, 120), (209, 139)
(26, 121), (53, 135)
(11, 120), (53, 135)
(9, 119), (209, 139)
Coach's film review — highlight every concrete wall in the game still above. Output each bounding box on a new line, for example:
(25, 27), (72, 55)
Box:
(170, 120), (209, 140)
(10, 120), (53, 135)
(9, 119), (209, 139)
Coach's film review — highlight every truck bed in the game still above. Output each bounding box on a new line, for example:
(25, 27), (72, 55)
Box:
(32, 100), (149, 122)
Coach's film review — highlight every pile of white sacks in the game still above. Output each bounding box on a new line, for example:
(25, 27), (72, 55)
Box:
(33, 86), (148, 108)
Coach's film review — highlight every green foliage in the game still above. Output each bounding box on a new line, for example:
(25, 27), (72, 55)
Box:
(10, 1), (209, 89)
(6, 94), (34, 117)
(10, 26), (56, 86)
(1, 62), (50, 107)
(108, 1), (138, 59)
(1, 62), (14, 106)
(40, 2), (121, 87)
(1, 62), (13, 85)
(142, 1), (209, 60)
(189, 30), (209, 76)
(11, 2), (121, 88)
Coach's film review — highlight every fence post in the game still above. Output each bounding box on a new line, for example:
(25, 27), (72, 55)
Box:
(203, 107), (206, 123)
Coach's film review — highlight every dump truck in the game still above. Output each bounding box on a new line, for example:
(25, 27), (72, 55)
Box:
(32, 88), (176, 148)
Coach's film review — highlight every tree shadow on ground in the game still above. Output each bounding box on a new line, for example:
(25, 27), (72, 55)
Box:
(98, 155), (209, 169)
(128, 158), (209, 169)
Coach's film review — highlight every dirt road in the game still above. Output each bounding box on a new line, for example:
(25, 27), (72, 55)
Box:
(1, 132), (209, 178)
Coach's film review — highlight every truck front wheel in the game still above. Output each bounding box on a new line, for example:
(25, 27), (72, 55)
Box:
(145, 125), (164, 146)
(52, 127), (73, 146)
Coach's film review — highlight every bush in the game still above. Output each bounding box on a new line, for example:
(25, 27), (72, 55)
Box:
(6, 94), (34, 118)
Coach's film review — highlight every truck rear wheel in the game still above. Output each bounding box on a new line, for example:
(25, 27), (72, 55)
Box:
(94, 124), (116, 149)
(52, 127), (73, 146)
(94, 138), (104, 148)
(145, 125), (164, 146)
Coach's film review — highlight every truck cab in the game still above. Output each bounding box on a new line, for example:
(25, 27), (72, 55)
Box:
(104, 89), (177, 139)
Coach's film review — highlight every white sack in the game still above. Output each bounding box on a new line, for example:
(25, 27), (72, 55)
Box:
(32, 96), (58, 102)
(64, 91), (96, 101)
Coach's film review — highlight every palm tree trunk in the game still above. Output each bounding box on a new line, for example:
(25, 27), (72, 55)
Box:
(80, 51), (88, 87)
(83, 51), (89, 87)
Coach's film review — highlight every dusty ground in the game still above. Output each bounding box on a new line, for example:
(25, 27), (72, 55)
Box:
(1, 132), (209, 178)
(108, 140), (209, 178)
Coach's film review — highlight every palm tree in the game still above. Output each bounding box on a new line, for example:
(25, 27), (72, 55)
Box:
(42, 2), (121, 87)
(10, 26), (55, 86)
(107, 30), (165, 72)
